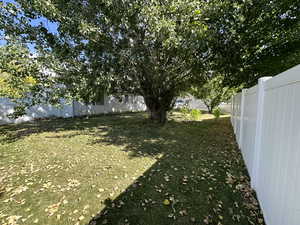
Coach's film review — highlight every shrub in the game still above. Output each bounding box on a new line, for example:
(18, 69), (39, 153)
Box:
(212, 107), (221, 119)
(190, 109), (202, 121)
(180, 106), (190, 119)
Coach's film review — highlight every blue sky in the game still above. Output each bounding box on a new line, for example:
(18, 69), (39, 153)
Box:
(1, 0), (59, 51)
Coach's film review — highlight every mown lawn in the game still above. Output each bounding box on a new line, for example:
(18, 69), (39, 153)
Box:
(0, 112), (265, 225)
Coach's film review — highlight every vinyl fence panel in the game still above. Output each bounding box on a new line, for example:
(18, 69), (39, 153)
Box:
(231, 65), (300, 225)
(0, 98), (73, 124)
(72, 95), (146, 117)
(240, 85), (258, 177)
(231, 92), (242, 139)
(0, 95), (147, 124)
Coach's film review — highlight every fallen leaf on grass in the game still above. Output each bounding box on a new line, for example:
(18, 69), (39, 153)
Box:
(11, 186), (28, 196)
(6, 215), (22, 225)
(163, 199), (170, 205)
(45, 202), (61, 216)
(67, 179), (81, 187)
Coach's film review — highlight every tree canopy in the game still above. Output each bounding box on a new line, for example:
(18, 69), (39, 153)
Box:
(0, 0), (299, 122)
(190, 75), (239, 113)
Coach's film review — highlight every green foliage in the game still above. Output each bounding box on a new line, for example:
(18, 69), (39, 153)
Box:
(1, 0), (299, 121)
(246, 41), (300, 85)
(0, 43), (40, 99)
(1, 0), (212, 123)
(0, 43), (45, 117)
(190, 75), (239, 113)
(179, 107), (202, 121)
(212, 107), (221, 119)
(0, 42), (69, 117)
(201, 0), (300, 87)
(179, 106), (191, 120)
(7, 105), (27, 119)
(190, 109), (202, 121)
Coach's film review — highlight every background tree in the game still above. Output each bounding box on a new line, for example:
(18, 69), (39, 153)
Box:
(190, 75), (238, 113)
(0, 41), (68, 117)
(0, 44), (38, 99)
(0, 43), (43, 117)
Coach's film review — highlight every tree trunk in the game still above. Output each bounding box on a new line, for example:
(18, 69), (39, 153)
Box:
(204, 102), (213, 114)
(149, 108), (167, 124)
(143, 96), (170, 124)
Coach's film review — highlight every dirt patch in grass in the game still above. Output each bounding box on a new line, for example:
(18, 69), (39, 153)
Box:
(0, 112), (265, 225)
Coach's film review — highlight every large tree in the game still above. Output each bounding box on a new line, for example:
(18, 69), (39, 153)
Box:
(1, 0), (299, 123)
(1, 0), (210, 123)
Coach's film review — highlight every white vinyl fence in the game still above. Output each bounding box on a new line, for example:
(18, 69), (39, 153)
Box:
(0, 95), (146, 125)
(231, 65), (300, 225)
(1, 93), (231, 125)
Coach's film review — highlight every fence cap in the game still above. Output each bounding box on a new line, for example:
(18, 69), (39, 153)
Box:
(258, 76), (272, 82)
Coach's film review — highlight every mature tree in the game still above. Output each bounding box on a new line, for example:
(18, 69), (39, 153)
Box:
(1, 0), (299, 123)
(1, 0), (210, 123)
(190, 75), (238, 113)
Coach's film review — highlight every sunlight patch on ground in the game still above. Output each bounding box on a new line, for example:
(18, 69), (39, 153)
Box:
(0, 112), (264, 225)
(0, 121), (158, 225)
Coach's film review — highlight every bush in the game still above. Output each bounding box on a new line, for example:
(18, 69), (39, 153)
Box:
(180, 106), (190, 119)
(190, 109), (202, 121)
(212, 107), (221, 119)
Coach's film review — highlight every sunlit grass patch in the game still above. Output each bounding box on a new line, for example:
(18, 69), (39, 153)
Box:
(0, 112), (265, 225)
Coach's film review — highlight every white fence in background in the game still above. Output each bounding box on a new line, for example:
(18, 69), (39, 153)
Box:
(0, 95), (146, 125)
(231, 65), (300, 225)
(1, 93), (231, 125)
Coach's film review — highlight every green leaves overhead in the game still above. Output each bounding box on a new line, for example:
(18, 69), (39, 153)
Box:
(0, 0), (299, 121)
(200, 0), (300, 87)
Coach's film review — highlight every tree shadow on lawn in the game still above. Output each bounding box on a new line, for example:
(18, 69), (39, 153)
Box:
(0, 113), (265, 225)
(85, 117), (265, 225)
(0, 112), (145, 143)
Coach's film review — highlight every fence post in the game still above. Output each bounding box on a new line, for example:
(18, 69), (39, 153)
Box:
(230, 96), (234, 125)
(232, 96), (236, 134)
(238, 89), (246, 148)
(251, 77), (272, 189)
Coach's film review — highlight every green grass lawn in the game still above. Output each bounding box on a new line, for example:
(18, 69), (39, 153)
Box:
(0, 112), (265, 225)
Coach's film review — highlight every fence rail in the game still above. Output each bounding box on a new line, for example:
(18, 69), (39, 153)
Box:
(231, 65), (300, 225)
